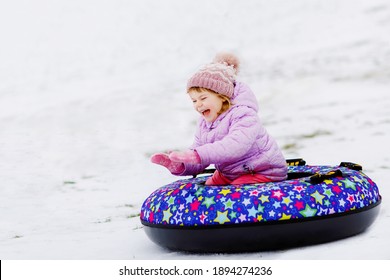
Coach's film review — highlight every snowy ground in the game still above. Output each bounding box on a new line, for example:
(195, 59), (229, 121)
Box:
(0, 0), (389, 259)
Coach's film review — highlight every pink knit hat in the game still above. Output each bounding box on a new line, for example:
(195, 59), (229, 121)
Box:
(187, 52), (240, 98)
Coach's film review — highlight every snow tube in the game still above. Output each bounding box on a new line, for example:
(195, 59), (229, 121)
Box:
(140, 160), (381, 253)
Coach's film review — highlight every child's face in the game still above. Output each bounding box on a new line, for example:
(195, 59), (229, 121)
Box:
(188, 89), (223, 123)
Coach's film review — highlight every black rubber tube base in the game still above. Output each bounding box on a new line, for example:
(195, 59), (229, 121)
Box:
(142, 201), (381, 253)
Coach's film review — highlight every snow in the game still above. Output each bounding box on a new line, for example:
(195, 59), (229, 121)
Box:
(0, 0), (389, 260)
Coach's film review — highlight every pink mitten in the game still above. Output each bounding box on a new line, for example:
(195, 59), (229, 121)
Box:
(169, 150), (201, 164)
(150, 153), (184, 174)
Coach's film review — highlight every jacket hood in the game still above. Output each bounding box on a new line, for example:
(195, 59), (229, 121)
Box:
(231, 82), (259, 112)
(202, 81), (259, 130)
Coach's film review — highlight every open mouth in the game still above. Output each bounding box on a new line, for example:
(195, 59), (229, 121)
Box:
(201, 109), (211, 117)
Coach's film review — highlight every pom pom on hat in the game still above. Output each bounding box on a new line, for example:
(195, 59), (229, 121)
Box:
(187, 52), (240, 98)
(213, 52), (240, 74)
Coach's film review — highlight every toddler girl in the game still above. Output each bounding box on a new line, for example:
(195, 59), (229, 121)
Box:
(151, 53), (287, 185)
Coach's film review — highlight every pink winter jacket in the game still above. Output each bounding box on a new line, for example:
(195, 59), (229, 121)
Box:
(178, 82), (288, 181)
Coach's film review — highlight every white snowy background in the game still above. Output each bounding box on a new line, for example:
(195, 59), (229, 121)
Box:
(0, 0), (389, 259)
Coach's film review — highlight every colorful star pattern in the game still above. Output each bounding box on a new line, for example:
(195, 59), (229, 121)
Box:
(140, 165), (380, 226)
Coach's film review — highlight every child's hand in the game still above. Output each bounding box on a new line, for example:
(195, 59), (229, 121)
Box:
(150, 153), (185, 174)
(169, 150), (201, 164)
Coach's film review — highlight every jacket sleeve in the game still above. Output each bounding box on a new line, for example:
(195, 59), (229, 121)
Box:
(195, 107), (261, 165)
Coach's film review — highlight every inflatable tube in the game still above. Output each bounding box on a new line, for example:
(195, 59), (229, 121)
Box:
(140, 160), (381, 253)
